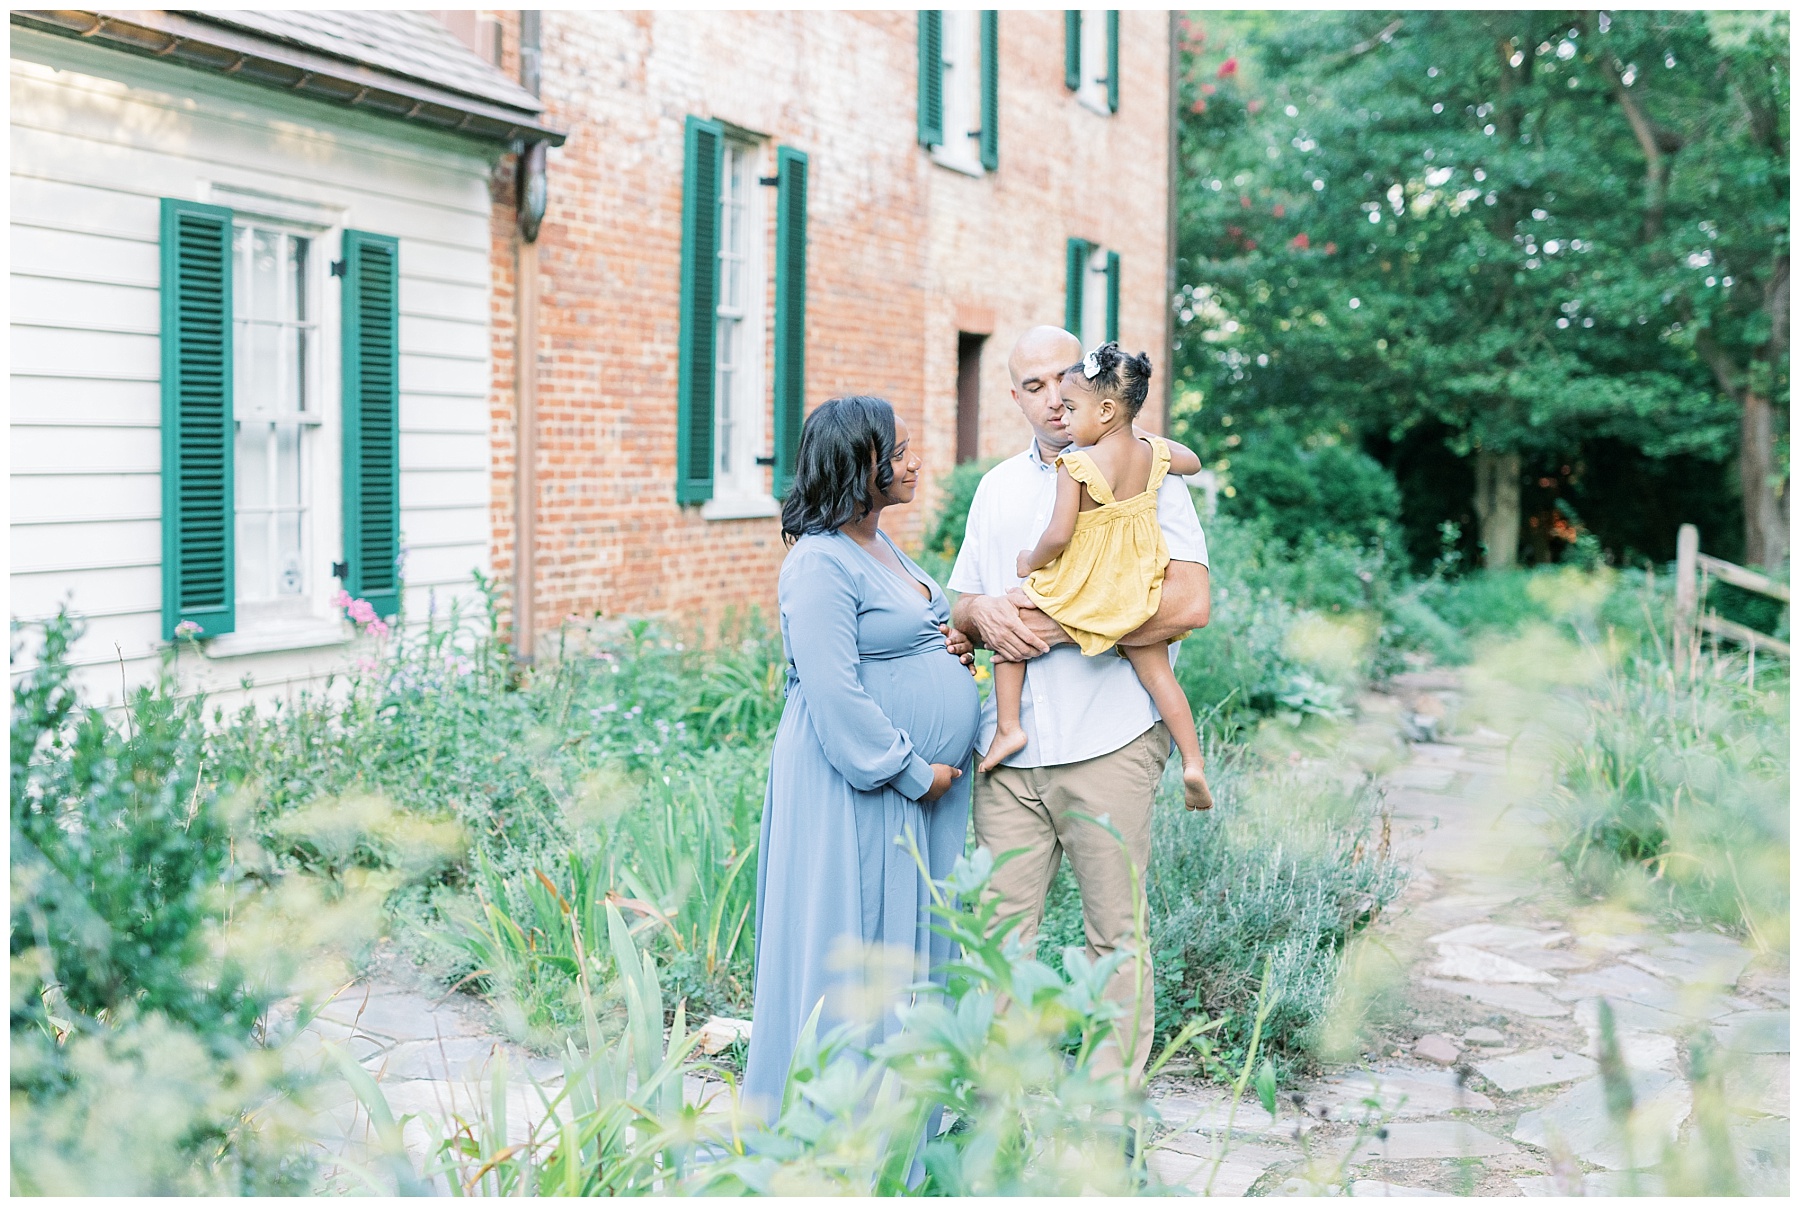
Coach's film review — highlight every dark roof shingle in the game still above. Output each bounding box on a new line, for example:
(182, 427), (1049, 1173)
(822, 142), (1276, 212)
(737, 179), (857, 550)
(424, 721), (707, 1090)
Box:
(189, 9), (541, 114)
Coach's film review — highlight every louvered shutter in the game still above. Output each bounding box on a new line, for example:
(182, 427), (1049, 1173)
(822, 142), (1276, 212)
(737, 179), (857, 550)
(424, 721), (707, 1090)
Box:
(918, 12), (944, 147)
(979, 11), (999, 171)
(341, 230), (402, 620)
(1065, 237), (1090, 343)
(160, 199), (236, 640)
(1064, 11), (1081, 91)
(678, 115), (724, 504)
(1105, 251), (1120, 342)
(773, 145), (808, 499)
(1106, 10), (1120, 113)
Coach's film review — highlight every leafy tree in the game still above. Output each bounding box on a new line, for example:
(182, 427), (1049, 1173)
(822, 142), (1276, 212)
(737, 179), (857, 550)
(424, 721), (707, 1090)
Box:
(1171, 10), (1786, 568)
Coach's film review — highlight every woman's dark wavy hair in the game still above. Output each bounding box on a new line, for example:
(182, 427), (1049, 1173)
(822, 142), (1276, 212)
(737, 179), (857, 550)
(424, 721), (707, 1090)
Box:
(780, 395), (898, 544)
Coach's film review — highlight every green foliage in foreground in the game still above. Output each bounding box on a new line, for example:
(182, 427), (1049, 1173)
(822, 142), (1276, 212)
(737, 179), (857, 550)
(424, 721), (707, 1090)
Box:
(1550, 637), (1789, 945)
(390, 848), (1277, 1197)
(10, 615), (309, 1194)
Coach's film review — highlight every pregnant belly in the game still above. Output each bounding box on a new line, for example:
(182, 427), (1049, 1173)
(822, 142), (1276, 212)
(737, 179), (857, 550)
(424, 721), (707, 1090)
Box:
(857, 650), (981, 767)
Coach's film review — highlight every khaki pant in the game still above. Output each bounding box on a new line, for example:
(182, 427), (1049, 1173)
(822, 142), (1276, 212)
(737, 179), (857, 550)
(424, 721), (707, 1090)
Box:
(973, 721), (1168, 1085)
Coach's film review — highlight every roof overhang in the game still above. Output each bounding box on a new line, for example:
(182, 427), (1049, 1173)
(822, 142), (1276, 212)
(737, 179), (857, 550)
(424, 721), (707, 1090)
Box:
(12, 9), (566, 147)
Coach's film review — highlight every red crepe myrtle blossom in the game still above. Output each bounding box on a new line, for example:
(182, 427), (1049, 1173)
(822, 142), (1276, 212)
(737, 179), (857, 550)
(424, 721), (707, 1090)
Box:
(1191, 97), (1207, 113)
(1218, 57), (1238, 78)
(1273, 203), (1286, 217)
(1290, 232), (1311, 250)
(1201, 82), (1217, 95)
(1324, 241), (1338, 255)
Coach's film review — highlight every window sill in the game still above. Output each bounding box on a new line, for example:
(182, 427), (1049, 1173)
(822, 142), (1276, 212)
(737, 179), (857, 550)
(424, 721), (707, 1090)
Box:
(701, 495), (782, 522)
(199, 619), (354, 659)
(929, 146), (986, 178)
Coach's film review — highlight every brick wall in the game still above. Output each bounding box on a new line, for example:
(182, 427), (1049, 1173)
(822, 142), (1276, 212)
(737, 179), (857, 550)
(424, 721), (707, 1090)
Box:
(489, 10), (1170, 648)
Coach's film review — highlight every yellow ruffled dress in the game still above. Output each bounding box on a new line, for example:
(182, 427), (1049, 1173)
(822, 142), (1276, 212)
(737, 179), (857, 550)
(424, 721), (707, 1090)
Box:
(1022, 437), (1191, 657)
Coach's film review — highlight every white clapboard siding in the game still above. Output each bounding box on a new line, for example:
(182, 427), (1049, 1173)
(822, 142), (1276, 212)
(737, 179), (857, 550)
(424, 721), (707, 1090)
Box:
(400, 394), (491, 435)
(11, 28), (497, 705)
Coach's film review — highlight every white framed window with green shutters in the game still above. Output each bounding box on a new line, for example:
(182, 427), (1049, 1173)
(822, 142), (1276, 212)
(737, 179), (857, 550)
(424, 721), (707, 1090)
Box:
(159, 195), (403, 644)
(678, 116), (810, 515)
(918, 11), (999, 174)
(707, 136), (774, 518)
(1065, 10), (1120, 117)
(1065, 237), (1121, 349)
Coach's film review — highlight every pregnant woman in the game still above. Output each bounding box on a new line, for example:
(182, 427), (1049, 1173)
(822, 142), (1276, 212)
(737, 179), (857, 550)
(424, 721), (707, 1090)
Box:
(744, 396), (981, 1121)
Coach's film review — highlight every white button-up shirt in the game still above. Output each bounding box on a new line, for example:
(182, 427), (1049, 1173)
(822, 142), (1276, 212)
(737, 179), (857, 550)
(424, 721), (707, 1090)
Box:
(948, 442), (1210, 769)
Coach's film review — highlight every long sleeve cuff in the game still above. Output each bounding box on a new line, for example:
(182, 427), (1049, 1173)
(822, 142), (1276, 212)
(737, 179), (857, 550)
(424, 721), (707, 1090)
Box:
(892, 754), (937, 801)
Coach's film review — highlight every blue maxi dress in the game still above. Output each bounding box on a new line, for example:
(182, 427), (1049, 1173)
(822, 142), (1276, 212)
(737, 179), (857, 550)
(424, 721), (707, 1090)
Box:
(743, 529), (981, 1120)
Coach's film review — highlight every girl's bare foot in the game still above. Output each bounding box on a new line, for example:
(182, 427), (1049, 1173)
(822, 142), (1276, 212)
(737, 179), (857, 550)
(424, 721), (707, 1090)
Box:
(979, 726), (1029, 773)
(1183, 765), (1214, 811)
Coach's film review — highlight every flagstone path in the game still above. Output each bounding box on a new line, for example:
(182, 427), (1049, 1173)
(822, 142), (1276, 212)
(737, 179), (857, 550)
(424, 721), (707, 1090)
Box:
(1143, 669), (1791, 1196)
(279, 668), (1788, 1196)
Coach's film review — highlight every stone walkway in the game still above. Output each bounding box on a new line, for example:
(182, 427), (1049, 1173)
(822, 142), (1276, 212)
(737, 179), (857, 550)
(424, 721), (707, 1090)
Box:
(1144, 669), (1790, 1196)
(283, 667), (1788, 1196)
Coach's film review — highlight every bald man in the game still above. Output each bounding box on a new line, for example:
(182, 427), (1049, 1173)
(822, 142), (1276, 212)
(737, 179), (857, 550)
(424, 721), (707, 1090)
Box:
(948, 325), (1211, 1086)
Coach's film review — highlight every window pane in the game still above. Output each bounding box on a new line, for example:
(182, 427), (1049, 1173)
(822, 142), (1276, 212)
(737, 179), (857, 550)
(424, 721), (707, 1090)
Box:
(288, 236), (310, 322)
(277, 423), (303, 507)
(252, 229), (280, 321)
(237, 423), (269, 508)
(276, 511), (306, 596)
(250, 322), (280, 415)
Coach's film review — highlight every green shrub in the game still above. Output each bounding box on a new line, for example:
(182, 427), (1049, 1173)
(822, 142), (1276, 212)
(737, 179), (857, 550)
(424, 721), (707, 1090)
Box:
(1035, 744), (1407, 1072)
(922, 457), (999, 561)
(1218, 435), (1403, 550)
(10, 613), (311, 1193)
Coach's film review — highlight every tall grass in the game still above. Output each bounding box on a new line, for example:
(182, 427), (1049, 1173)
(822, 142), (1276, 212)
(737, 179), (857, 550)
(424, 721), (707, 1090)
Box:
(1549, 635), (1789, 949)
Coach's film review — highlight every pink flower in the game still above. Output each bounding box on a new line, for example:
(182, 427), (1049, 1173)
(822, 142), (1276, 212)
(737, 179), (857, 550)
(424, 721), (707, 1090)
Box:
(1247, 99), (1264, 114)
(368, 619), (391, 640)
(1200, 82), (1216, 96)
(1218, 57), (1238, 78)
(332, 589), (352, 609)
(355, 657), (378, 674)
(174, 620), (203, 639)
(1324, 241), (1338, 255)
(1191, 97), (1208, 113)
(1273, 203), (1286, 217)
(1291, 232), (1311, 250)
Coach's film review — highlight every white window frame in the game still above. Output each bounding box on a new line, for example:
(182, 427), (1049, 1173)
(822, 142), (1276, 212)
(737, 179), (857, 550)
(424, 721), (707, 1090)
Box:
(1082, 243), (1111, 349)
(201, 186), (349, 655)
(1077, 9), (1113, 117)
(702, 136), (779, 521)
(930, 10), (986, 177)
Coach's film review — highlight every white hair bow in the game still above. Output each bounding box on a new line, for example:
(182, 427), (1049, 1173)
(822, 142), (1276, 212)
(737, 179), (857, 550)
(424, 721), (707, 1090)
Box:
(1082, 351), (1102, 379)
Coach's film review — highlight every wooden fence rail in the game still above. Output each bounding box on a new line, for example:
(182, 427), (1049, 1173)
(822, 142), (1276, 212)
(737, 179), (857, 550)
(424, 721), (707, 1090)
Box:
(1674, 523), (1790, 659)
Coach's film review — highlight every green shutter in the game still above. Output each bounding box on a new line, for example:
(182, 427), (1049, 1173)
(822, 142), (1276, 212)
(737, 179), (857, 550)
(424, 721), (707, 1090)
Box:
(773, 145), (808, 499)
(678, 115), (724, 505)
(160, 199), (235, 640)
(1065, 238), (1090, 343)
(918, 12), (944, 147)
(1106, 10), (1120, 113)
(341, 230), (402, 621)
(1064, 11), (1081, 91)
(979, 11), (999, 171)
(1105, 250), (1120, 342)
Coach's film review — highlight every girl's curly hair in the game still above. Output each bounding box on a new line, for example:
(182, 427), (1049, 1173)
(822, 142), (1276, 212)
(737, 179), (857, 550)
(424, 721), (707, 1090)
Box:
(1068, 342), (1154, 417)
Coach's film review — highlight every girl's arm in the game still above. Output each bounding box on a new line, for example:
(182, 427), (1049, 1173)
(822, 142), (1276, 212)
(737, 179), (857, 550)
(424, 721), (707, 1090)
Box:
(1162, 439), (1203, 477)
(1016, 464), (1085, 578)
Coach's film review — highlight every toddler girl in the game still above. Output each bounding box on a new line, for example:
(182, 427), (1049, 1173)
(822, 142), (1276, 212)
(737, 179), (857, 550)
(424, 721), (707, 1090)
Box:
(978, 342), (1214, 811)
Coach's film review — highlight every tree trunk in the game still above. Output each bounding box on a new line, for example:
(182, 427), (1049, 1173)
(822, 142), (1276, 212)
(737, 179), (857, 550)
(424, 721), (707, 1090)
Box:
(1739, 391), (1787, 569)
(1473, 449), (1522, 570)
